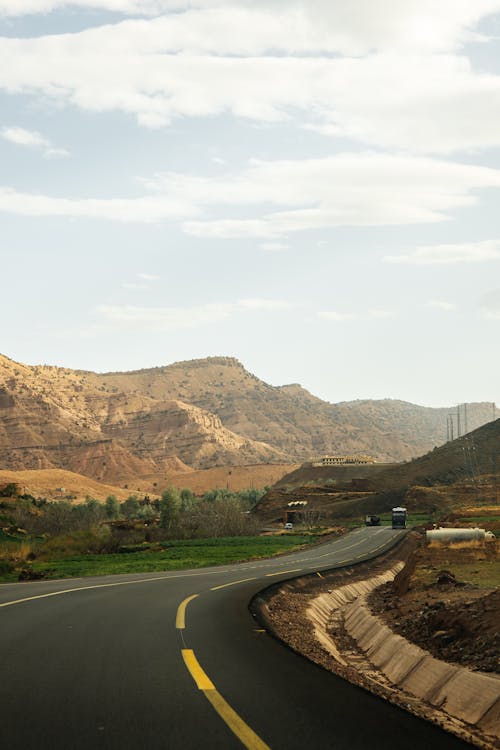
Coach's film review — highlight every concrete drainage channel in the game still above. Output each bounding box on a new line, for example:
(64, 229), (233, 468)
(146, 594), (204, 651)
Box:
(253, 549), (500, 750)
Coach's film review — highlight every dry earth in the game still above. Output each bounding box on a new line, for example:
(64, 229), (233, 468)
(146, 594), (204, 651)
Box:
(370, 540), (500, 674)
(254, 534), (499, 748)
(0, 469), (132, 502)
(0, 464), (298, 499)
(149, 463), (300, 494)
(1, 353), (497, 485)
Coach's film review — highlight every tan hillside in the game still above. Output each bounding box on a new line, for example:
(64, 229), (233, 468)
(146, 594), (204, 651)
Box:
(0, 469), (132, 503)
(160, 463), (299, 495)
(0, 353), (497, 485)
(99, 357), (497, 462)
(256, 419), (500, 521)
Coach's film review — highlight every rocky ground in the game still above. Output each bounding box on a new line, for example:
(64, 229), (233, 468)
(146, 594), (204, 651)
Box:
(254, 533), (499, 748)
(369, 541), (499, 674)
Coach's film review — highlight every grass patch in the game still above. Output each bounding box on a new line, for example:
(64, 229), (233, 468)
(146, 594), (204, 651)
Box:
(414, 560), (500, 589)
(455, 515), (500, 525)
(443, 561), (500, 588)
(0, 534), (316, 582)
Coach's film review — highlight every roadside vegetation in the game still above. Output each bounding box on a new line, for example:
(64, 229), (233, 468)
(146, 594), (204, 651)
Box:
(0, 483), (317, 582)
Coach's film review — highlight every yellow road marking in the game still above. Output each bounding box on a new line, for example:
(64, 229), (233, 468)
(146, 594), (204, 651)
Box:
(181, 649), (215, 690)
(210, 577), (256, 591)
(176, 594), (198, 630)
(265, 568), (302, 577)
(204, 687), (271, 750)
(181, 649), (270, 750)
(316, 572), (324, 579)
(0, 570), (218, 609)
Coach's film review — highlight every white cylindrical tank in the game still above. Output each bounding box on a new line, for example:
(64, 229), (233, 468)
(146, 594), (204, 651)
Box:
(426, 527), (486, 542)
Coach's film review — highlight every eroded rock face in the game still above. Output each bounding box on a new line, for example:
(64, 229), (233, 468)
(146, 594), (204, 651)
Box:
(0, 353), (497, 482)
(0, 355), (284, 479)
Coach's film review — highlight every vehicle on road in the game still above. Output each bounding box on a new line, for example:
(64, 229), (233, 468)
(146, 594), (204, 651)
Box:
(391, 506), (407, 529)
(284, 522), (293, 530)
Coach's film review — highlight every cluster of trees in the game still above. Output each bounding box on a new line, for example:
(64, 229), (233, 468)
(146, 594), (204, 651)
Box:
(5, 486), (267, 541)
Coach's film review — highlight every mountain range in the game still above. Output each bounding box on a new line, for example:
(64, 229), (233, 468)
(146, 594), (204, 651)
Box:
(0, 353), (497, 485)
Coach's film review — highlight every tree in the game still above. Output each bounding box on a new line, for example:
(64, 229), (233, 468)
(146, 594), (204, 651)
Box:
(122, 495), (140, 519)
(179, 488), (196, 512)
(159, 487), (180, 530)
(105, 495), (120, 519)
(137, 504), (155, 522)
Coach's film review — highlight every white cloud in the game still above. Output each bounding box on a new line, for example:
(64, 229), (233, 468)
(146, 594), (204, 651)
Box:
(138, 272), (160, 280)
(180, 154), (500, 238)
(97, 298), (291, 328)
(1, 2), (499, 56)
(1, 154), (499, 233)
(427, 300), (458, 311)
(0, 186), (197, 222)
(1, 126), (47, 147)
(1, 126), (69, 159)
(1, 6), (500, 152)
(44, 147), (71, 160)
(384, 239), (500, 265)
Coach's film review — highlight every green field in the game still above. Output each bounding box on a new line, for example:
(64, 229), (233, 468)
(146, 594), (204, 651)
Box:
(0, 534), (316, 582)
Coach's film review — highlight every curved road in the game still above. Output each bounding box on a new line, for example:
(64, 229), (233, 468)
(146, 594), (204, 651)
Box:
(0, 527), (471, 749)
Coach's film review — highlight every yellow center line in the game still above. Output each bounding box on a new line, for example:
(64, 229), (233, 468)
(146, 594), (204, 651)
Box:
(210, 577), (256, 591)
(176, 594), (198, 630)
(0, 570), (218, 609)
(265, 568), (302, 577)
(182, 649), (215, 690)
(181, 649), (271, 750)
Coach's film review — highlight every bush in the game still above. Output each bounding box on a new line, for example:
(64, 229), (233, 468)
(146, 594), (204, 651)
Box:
(39, 527), (113, 559)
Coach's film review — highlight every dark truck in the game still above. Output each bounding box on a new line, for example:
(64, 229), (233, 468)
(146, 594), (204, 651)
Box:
(365, 515), (380, 526)
(391, 506), (407, 529)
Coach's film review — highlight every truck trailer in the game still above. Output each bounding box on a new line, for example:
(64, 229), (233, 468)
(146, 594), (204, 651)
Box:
(391, 506), (407, 529)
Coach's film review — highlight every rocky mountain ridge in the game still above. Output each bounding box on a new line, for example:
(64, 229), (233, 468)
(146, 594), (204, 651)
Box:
(0, 353), (497, 484)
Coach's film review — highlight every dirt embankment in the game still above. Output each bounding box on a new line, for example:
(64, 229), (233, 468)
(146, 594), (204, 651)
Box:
(370, 540), (499, 674)
(252, 533), (500, 748)
(251, 535), (418, 680)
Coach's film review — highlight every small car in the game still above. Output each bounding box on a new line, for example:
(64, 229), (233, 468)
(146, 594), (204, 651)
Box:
(284, 522), (293, 530)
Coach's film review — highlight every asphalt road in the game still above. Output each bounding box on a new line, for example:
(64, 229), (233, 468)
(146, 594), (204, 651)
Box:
(0, 527), (472, 749)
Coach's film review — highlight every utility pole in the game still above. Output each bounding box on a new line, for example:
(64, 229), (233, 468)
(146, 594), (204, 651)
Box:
(448, 413), (454, 441)
(457, 405), (461, 438)
(463, 403), (468, 435)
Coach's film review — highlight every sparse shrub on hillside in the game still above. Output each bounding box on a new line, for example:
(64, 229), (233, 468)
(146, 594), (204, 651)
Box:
(0, 483), (20, 498)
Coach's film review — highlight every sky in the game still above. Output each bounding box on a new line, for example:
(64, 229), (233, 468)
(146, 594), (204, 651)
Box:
(0, 1), (499, 409)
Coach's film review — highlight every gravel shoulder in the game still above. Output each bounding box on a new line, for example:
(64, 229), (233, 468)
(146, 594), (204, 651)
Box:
(253, 532), (500, 748)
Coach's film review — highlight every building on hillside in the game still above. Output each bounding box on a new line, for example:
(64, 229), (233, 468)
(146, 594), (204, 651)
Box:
(311, 454), (376, 467)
